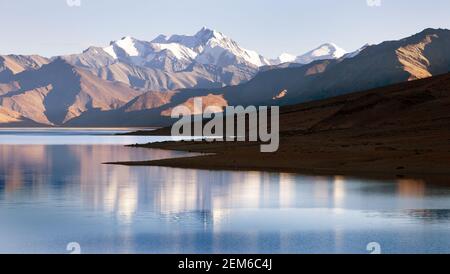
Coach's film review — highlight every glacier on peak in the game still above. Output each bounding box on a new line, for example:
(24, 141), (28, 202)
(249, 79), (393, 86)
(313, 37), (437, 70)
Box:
(271, 43), (348, 65)
(100, 28), (269, 68)
(295, 43), (347, 64)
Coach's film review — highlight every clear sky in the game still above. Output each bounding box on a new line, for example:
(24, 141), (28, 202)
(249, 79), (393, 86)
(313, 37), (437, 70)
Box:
(1, 0), (449, 58)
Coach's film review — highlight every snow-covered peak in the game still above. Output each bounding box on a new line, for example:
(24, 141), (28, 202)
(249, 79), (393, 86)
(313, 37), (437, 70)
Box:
(279, 53), (297, 63)
(103, 36), (196, 60)
(103, 36), (144, 59)
(163, 27), (225, 49)
(152, 43), (198, 61)
(151, 27), (270, 67)
(103, 45), (117, 59)
(195, 27), (223, 40)
(194, 27), (231, 46)
(270, 53), (297, 65)
(270, 43), (347, 66)
(295, 43), (347, 64)
(101, 36), (197, 71)
(99, 28), (271, 69)
(312, 43), (346, 58)
(114, 36), (140, 56)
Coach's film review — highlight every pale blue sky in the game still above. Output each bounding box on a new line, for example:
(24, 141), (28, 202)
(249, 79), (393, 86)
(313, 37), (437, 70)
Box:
(1, 0), (449, 58)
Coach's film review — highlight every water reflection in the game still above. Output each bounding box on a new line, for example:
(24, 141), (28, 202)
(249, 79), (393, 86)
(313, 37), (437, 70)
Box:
(1, 144), (450, 221)
(0, 140), (450, 253)
(404, 209), (450, 223)
(397, 179), (426, 197)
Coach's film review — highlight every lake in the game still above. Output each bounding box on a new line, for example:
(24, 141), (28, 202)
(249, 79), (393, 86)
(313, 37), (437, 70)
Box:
(0, 129), (449, 254)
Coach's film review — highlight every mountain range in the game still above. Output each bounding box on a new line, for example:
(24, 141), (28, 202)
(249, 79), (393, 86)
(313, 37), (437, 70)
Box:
(60, 28), (271, 91)
(1, 27), (449, 127)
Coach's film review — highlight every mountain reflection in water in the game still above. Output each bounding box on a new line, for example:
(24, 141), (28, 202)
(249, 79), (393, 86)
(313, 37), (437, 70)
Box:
(0, 135), (450, 254)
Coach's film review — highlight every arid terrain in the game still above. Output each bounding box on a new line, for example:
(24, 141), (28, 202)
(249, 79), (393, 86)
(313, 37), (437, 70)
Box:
(110, 73), (450, 179)
(2, 28), (450, 128)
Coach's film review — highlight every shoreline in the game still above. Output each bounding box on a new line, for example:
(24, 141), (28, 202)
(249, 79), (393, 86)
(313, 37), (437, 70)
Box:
(106, 73), (450, 184)
(106, 155), (450, 184)
(106, 133), (450, 185)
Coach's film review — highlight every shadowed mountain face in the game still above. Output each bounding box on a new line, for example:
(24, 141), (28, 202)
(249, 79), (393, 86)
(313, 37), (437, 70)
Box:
(277, 72), (450, 134)
(128, 72), (450, 176)
(221, 28), (450, 106)
(0, 55), (49, 82)
(0, 28), (450, 127)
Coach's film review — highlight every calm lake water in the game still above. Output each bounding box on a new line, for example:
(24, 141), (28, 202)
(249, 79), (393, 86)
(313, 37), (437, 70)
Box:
(0, 129), (449, 254)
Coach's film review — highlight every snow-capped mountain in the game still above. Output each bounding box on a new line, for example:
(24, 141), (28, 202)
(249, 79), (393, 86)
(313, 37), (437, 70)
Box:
(269, 53), (297, 65)
(296, 43), (347, 64)
(271, 43), (347, 65)
(60, 28), (269, 91)
(63, 29), (351, 91)
(160, 27), (271, 67)
(98, 27), (270, 70)
(102, 36), (198, 71)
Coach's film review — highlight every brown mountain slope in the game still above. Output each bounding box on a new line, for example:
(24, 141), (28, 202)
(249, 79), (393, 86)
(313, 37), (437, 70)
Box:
(0, 106), (44, 126)
(122, 90), (177, 112)
(83, 28), (450, 128)
(220, 28), (450, 106)
(0, 55), (49, 87)
(0, 55), (49, 75)
(0, 106), (22, 123)
(1, 85), (53, 125)
(115, 73), (450, 177)
(0, 58), (142, 125)
(1, 28), (450, 127)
